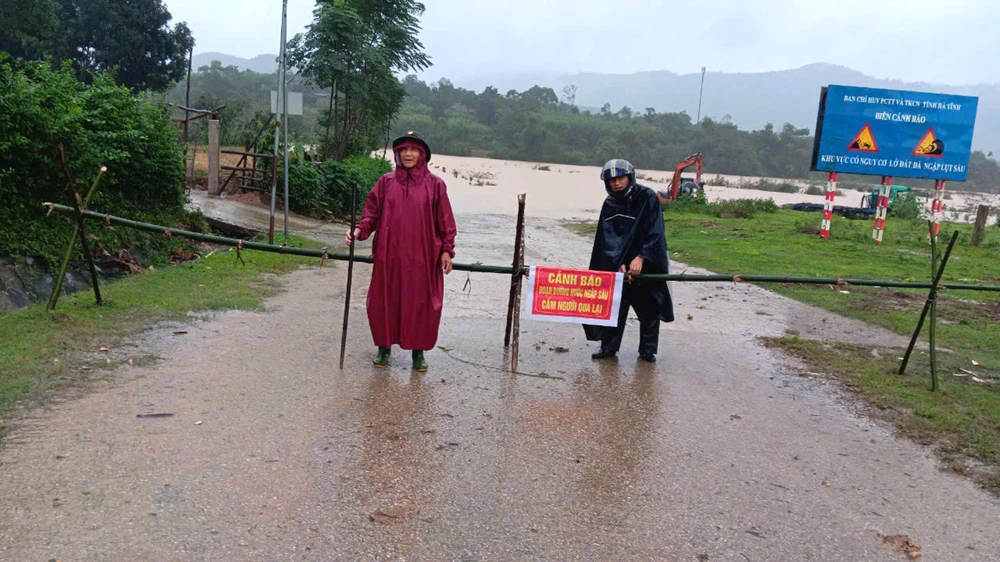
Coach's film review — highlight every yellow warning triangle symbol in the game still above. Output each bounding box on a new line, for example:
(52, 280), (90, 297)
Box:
(912, 128), (944, 157)
(847, 124), (878, 152)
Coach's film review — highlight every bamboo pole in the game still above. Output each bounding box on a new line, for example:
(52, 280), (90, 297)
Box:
(56, 146), (103, 306)
(339, 182), (358, 370)
(504, 194), (526, 347)
(41, 205), (1000, 294)
(47, 166), (107, 310)
(898, 228), (960, 377)
(929, 230), (939, 391)
(511, 211), (526, 373)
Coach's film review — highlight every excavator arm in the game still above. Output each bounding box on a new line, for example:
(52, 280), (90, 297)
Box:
(660, 152), (704, 203)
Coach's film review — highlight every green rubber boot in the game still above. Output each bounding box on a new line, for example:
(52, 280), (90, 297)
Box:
(412, 350), (428, 372)
(373, 346), (391, 368)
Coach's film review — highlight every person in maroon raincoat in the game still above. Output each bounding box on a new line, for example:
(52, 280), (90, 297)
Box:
(345, 132), (457, 372)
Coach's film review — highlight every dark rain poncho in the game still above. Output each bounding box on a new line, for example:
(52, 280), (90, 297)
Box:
(583, 183), (675, 343)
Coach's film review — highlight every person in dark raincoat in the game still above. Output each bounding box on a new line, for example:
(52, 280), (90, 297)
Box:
(584, 158), (674, 362)
(345, 132), (457, 372)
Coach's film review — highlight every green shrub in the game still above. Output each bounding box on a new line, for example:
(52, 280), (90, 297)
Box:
(889, 192), (923, 220)
(710, 198), (778, 218)
(890, 194), (923, 220)
(805, 184), (825, 196)
(668, 190), (709, 212)
(0, 56), (190, 265)
(667, 193), (778, 219)
(281, 155), (392, 219)
(285, 160), (325, 216)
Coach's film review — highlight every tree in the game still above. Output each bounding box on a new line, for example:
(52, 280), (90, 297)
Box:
(521, 85), (559, 109)
(475, 86), (502, 126)
(561, 84), (577, 107)
(429, 78), (457, 119)
(0, 56), (188, 263)
(0, 0), (57, 60)
(288, 0), (430, 160)
(51, 0), (193, 92)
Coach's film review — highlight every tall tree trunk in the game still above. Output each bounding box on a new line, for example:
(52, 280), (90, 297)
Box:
(357, 112), (369, 145)
(324, 80), (336, 154)
(338, 96), (360, 162)
(336, 95), (350, 161)
(332, 81), (341, 159)
(382, 117), (392, 159)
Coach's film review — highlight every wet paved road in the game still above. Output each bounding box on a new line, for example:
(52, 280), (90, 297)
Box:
(1, 192), (998, 561)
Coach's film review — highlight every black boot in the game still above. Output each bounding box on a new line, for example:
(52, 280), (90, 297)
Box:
(639, 351), (656, 363)
(592, 347), (617, 360)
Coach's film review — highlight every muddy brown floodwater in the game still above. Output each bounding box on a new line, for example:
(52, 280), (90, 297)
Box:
(2, 165), (999, 561)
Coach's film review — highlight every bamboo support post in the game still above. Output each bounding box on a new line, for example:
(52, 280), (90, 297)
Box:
(339, 182), (358, 370)
(929, 231), (939, 391)
(505, 194), (527, 347)
(898, 227), (960, 379)
(56, 146), (102, 306)
(47, 167), (107, 310)
(510, 207), (526, 373)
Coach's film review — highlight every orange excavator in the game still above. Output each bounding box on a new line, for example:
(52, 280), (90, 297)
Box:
(657, 152), (704, 204)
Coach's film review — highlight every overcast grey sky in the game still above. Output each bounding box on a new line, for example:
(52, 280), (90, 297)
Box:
(164, 0), (999, 85)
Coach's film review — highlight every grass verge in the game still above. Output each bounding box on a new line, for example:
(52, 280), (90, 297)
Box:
(0, 235), (321, 439)
(764, 336), (1000, 493)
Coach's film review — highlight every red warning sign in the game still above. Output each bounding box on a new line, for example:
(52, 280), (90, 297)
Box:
(912, 128), (944, 157)
(847, 124), (878, 152)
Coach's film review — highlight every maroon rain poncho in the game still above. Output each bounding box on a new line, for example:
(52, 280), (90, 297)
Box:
(355, 142), (457, 351)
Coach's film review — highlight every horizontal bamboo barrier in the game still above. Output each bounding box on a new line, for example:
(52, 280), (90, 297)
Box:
(43, 203), (1000, 293)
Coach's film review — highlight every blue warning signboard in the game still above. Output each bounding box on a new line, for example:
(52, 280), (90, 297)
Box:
(810, 85), (979, 181)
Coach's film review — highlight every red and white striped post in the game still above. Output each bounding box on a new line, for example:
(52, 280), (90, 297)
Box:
(819, 171), (838, 239)
(872, 176), (892, 245)
(928, 179), (947, 242)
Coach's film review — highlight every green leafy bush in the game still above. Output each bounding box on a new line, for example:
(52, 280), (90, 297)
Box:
(0, 56), (191, 265)
(668, 190), (709, 212)
(889, 192), (923, 220)
(667, 192), (778, 219)
(281, 155), (392, 219)
(710, 198), (779, 219)
(285, 160), (325, 217)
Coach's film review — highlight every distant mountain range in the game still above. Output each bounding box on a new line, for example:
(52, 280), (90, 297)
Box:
(191, 54), (1000, 153)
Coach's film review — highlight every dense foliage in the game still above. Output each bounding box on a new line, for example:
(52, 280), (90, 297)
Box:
(287, 0), (429, 160)
(282, 155), (392, 219)
(0, 57), (193, 264)
(0, 0), (193, 92)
